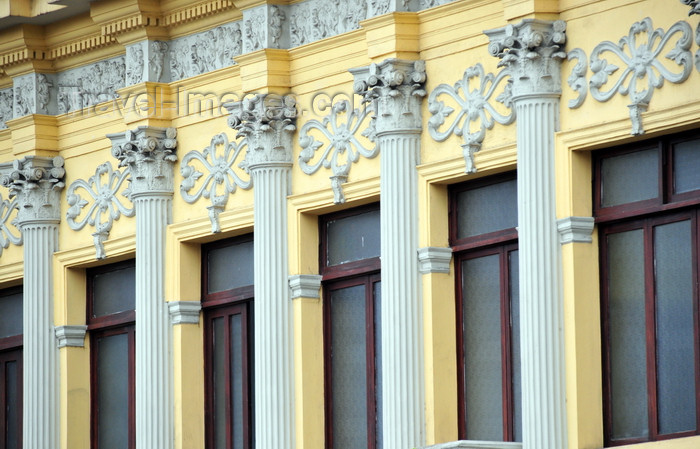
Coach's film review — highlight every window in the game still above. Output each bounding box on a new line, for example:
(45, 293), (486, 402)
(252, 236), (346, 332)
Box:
(202, 236), (254, 449)
(88, 261), (135, 449)
(449, 174), (521, 442)
(0, 287), (22, 449)
(320, 205), (382, 449)
(596, 132), (700, 446)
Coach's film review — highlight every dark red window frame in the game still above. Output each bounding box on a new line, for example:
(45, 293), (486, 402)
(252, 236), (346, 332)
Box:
(0, 286), (22, 449)
(320, 204), (381, 449)
(449, 173), (520, 442)
(87, 260), (136, 449)
(595, 132), (700, 446)
(202, 236), (253, 449)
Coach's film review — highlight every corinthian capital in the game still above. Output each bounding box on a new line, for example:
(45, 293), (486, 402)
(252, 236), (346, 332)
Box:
(0, 156), (65, 225)
(108, 126), (178, 197)
(225, 94), (297, 170)
(485, 19), (567, 98)
(350, 59), (427, 134)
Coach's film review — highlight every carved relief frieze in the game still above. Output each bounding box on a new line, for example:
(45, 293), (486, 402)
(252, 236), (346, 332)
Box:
(428, 63), (514, 173)
(126, 43), (145, 85)
(0, 88), (13, 129)
(566, 18), (693, 135)
(66, 162), (134, 259)
(169, 23), (242, 81)
(288, 0), (368, 47)
(244, 7), (267, 52)
(150, 41), (168, 82)
(298, 99), (377, 204)
(57, 56), (126, 114)
(13, 75), (36, 118)
(180, 133), (252, 233)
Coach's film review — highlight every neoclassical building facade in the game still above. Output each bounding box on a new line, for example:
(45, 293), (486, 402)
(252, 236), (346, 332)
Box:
(0, 1), (698, 449)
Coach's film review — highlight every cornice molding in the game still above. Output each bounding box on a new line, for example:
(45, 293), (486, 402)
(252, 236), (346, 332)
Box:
(557, 216), (595, 244)
(168, 301), (202, 325)
(288, 274), (322, 299)
(417, 246), (452, 274)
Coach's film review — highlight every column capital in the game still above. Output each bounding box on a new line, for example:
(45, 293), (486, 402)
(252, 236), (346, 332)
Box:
(0, 155), (65, 225)
(225, 93), (297, 170)
(108, 126), (178, 197)
(350, 58), (426, 133)
(485, 19), (567, 98)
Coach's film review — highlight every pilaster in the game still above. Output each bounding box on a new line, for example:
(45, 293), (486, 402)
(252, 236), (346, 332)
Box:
(485, 19), (568, 449)
(351, 58), (426, 449)
(227, 93), (296, 449)
(108, 126), (178, 449)
(0, 155), (65, 449)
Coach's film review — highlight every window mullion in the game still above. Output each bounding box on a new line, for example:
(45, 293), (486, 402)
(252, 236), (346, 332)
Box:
(0, 357), (7, 448)
(365, 276), (376, 449)
(644, 219), (659, 441)
(693, 211), (700, 435)
(224, 313), (233, 449)
(500, 246), (512, 442)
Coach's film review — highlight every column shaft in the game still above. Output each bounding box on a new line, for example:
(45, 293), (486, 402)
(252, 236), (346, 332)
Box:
(23, 223), (59, 449)
(134, 194), (173, 449)
(380, 132), (424, 449)
(252, 165), (294, 449)
(515, 96), (567, 449)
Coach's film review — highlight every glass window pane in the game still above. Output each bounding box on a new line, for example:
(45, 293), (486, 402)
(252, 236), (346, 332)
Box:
(97, 333), (129, 449)
(673, 139), (700, 194)
(208, 240), (254, 293)
(373, 281), (382, 449)
(92, 265), (135, 317)
(212, 317), (226, 449)
(462, 254), (503, 441)
(5, 358), (19, 449)
(0, 290), (22, 338)
(601, 149), (659, 207)
(509, 250), (522, 443)
(230, 313), (244, 449)
(654, 220), (696, 434)
(607, 229), (649, 440)
(456, 179), (517, 239)
(327, 209), (380, 266)
(331, 284), (368, 448)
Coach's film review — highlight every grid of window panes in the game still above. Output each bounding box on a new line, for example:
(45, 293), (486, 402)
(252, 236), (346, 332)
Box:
(320, 205), (382, 449)
(202, 236), (254, 449)
(596, 132), (700, 446)
(450, 174), (522, 442)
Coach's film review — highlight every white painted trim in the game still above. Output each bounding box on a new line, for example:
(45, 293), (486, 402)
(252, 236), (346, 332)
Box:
(418, 247), (453, 274)
(557, 216), (595, 244)
(54, 325), (88, 348)
(288, 274), (322, 299)
(168, 301), (202, 325)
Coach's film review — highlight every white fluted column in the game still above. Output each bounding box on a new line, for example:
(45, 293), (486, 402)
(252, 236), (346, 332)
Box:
(486, 20), (568, 449)
(226, 94), (297, 449)
(109, 127), (178, 449)
(352, 59), (427, 449)
(0, 156), (66, 449)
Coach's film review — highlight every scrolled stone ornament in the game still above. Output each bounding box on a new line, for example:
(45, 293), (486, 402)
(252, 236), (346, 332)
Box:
(681, 0), (700, 15)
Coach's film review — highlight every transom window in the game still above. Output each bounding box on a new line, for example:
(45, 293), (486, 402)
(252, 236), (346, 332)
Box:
(87, 261), (136, 449)
(450, 174), (521, 442)
(320, 204), (382, 449)
(202, 236), (254, 449)
(595, 131), (700, 446)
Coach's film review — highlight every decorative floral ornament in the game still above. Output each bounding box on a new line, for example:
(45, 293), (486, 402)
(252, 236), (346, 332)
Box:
(567, 17), (693, 135)
(298, 99), (377, 204)
(66, 162), (134, 259)
(180, 133), (252, 233)
(680, 0), (700, 16)
(0, 194), (21, 256)
(428, 63), (514, 173)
